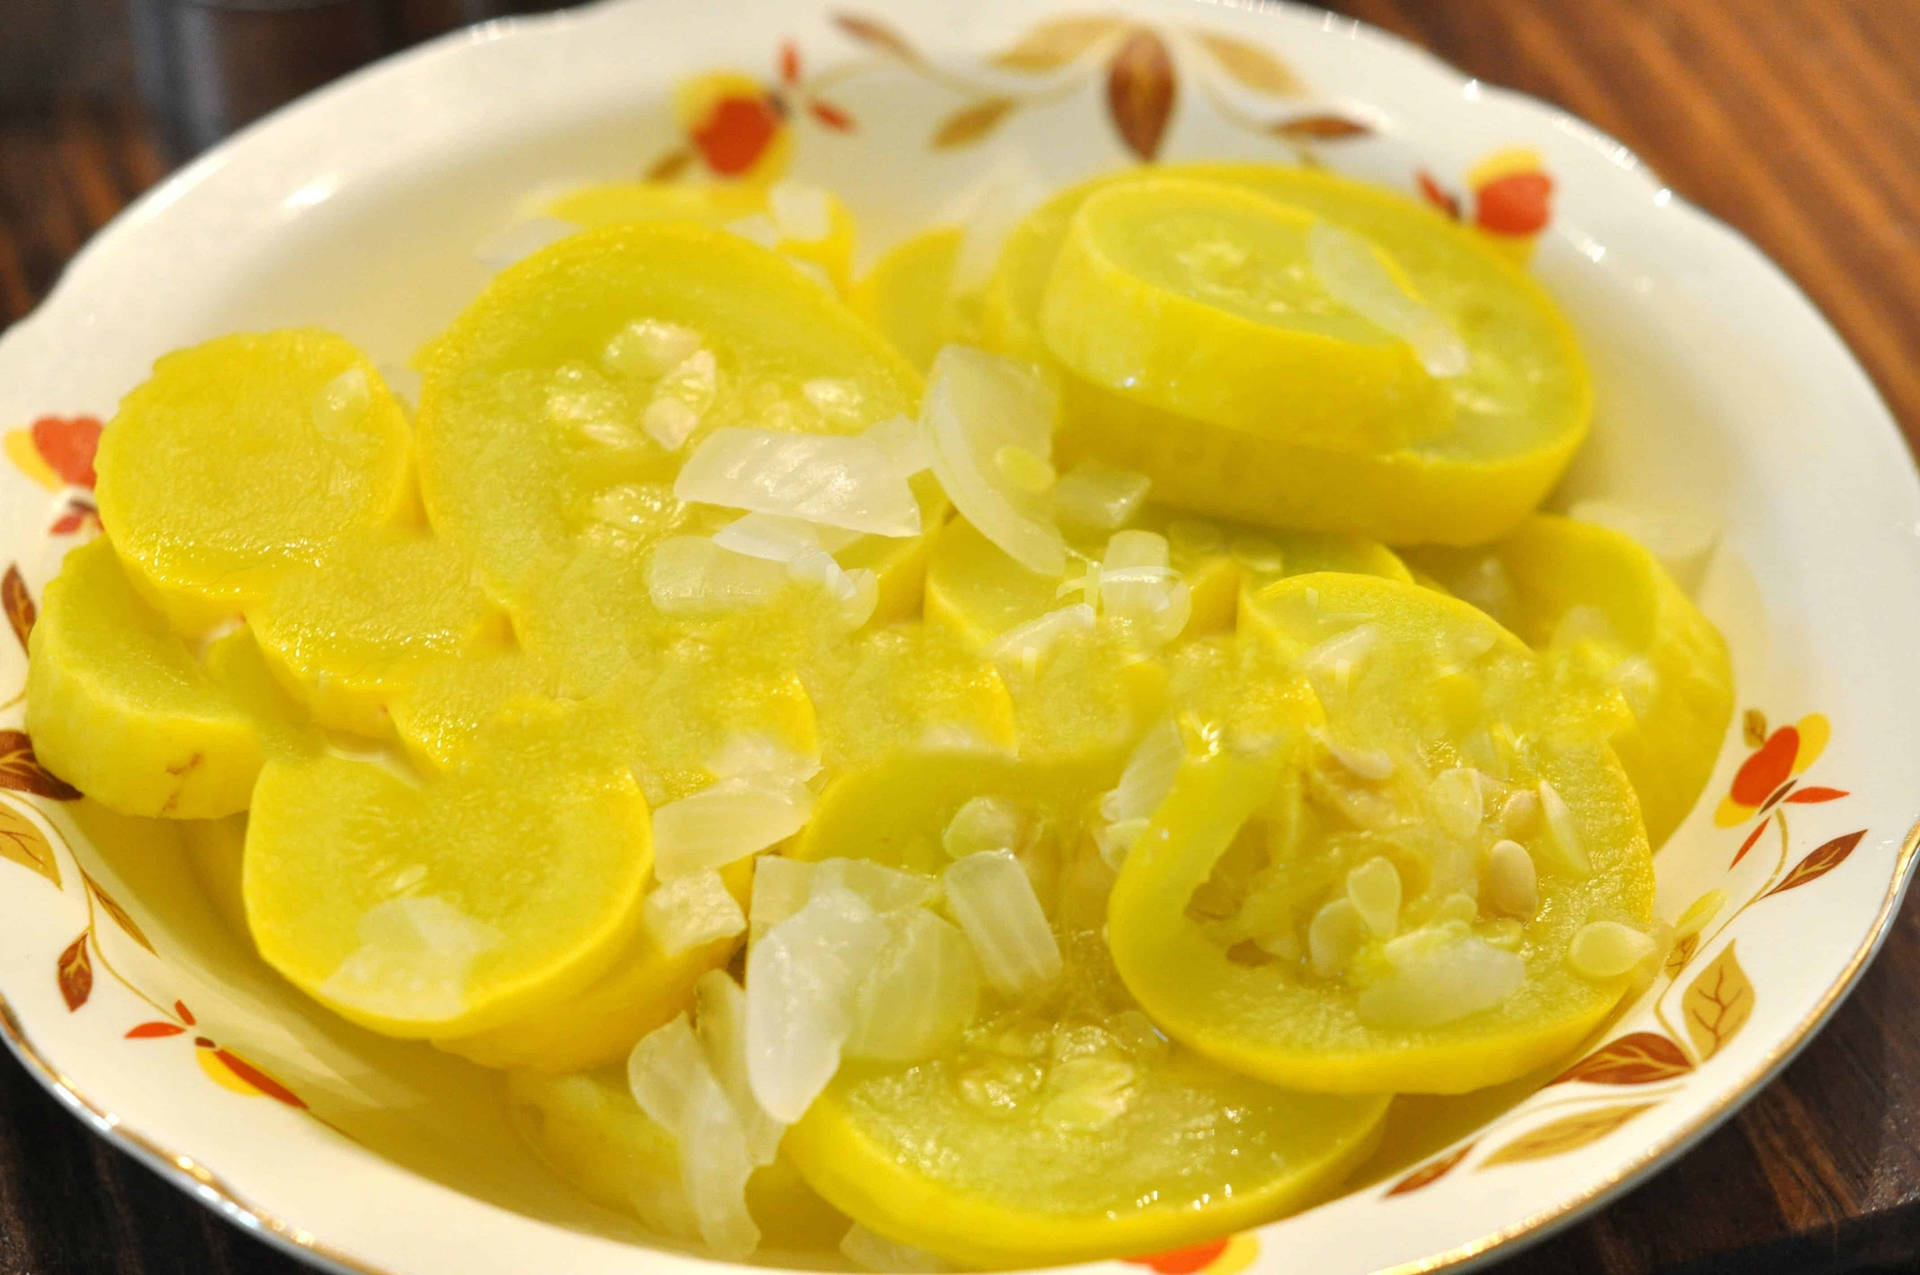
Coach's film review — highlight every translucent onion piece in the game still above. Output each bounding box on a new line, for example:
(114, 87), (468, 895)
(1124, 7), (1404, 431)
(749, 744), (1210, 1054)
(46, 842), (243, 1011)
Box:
(943, 849), (1062, 998)
(1567, 920), (1656, 980)
(1094, 816), (1151, 871)
(745, 885), (891, 1121)
(627, 1015), (761, 1259)
(707, 732), (823, 787)
(647, 536), (788, 616)
(676, 428), (923, 536)
(1313, 727), (1396, 782)
(1101, 718), (1185, 824)
(942, 795), (1024, 858)
(770, 180), (833, 242)
(643, 869), (747, 955)
(749, 856), (814, 944)
(642, 348), (718, 451)
(786, 548), (879, 629)
(987, 603), (1094, 675)
(813, 857), (941, 914)
(845, 909), (982, 1063)
(1358, 928), (1524, 1028)
(313, 367), (370, 437)
(713, 512), (860, 563)
(924, 345), (1066, 575)
(1307, 221), (1468, 378)
(603, 317), (703, 379)
(725, 214), (781, 249)
(842, 1224), (950, 1274)
(652, 777), (813, 879)
(319, 896), (501, 1023)
(1098, 531), (1191, 648)
(694, 971), (786, 1165)
(863, 414), (935, 477)
(1052, 461), (1151, 533)
(1568, 498), (1720, 596)
(1301, 623), (1380, 703)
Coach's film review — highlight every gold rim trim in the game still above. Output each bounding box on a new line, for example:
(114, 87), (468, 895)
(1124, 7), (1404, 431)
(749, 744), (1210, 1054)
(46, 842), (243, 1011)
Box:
(1, 813), (1914, 1275)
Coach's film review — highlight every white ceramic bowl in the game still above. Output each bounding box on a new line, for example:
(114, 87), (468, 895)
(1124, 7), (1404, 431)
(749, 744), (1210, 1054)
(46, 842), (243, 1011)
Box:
(2, 2), (1916, 1272)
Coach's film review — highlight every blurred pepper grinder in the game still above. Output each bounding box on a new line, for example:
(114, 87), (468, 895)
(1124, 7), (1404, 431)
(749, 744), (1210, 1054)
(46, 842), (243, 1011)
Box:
(128, 0), (570, 157)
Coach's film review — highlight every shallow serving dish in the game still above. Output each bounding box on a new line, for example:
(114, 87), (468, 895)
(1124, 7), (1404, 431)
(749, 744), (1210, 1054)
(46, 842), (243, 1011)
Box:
(1, 1), (1917, 1272)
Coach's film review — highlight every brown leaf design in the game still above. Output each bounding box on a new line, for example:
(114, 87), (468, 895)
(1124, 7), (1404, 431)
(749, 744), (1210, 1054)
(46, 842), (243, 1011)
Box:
(1480, 1102), (1656, 1168)
(1551, 1032), (1694, 1085)
(1273, 113), (1372, 141)
(995, 15), (1124, 72)
(1765, 828), (1867, 898)
(1664, 931), (1699, 978)
(932, 97), (1017, 148)
(0, 802), (59, 888)
(1743, 709), (1769, 748)
(57, 932), (92, 1011)
(834, 13), (923, 65)
(84, 872), (155, 954)
(1682, 942), (1753, 1063)
(1385, 1142), (1474, 1195)
(1107, 30), (1176, 162)
(3, 565), (32, 652)
(1193, 31), (1301, 96)
(644, 148), (693, 183)
(0, 731), (81, 801)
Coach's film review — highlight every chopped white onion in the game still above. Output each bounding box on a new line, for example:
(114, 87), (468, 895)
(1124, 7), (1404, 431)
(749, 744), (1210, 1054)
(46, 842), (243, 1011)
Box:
(724, 214), (782, 248)
(923, 345), (1066, 575)
(1099, 531), (1191, 648)
(646, 536), (787, 616)
(707, 732), (822, 787)
(693, 971), (785, 1165)
(1052, 462), (1151, 533)
(676, 428), (923, 536)
(713, 512), (861, 563)
(987, 603), (1094, 675)
(1308, 221), (1468, 378)
(319, 896), (501, 1023)
(1101, 718), (1185, 824)
(863, 414), (935, 477)
(786, 548), (879, 629)
(1568, 498), (1719, 596)
(1094, 816), (1152, 870)
(627, 1015), (761, 1259)
(841, 1224), (950, 1274)
(943, 849), (1062, 998)
(603, 317), (704, 379)
(845, 909), (981, 1063)
(652, 777), (813, 879)
(1313, 727), (1396, 782)
(943, 796), (1024, 858)
(1301, 623), (1380, 703)
(745, 885), (892, 1122)
(643, 869), (746, 955)
(1358, 928), (1524, 1028)
(813, 858), (941, 914)
(749, 856), (814, 944)
(313, 367), (370, 437)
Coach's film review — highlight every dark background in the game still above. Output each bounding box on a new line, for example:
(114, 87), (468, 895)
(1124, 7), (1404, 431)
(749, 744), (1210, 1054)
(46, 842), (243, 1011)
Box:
(3, 2), (1919, 1273)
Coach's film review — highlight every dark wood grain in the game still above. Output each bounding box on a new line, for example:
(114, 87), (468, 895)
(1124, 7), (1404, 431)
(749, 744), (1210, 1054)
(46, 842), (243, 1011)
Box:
(2, 1), (1918, 1273)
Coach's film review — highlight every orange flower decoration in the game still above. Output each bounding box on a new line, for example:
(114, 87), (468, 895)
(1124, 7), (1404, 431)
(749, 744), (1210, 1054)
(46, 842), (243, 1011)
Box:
(1125, 1234), (1259, 1275)
(6, 415), (101, 491)
(649, 41), (857, 185)
(126, 1000), (307, 1110)
(1715, 712), (1847, 866)
(1418, 148), (1555, 262)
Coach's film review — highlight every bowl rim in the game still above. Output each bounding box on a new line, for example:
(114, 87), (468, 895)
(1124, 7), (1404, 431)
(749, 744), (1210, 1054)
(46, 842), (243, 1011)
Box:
(2, 2), (1917, 1273)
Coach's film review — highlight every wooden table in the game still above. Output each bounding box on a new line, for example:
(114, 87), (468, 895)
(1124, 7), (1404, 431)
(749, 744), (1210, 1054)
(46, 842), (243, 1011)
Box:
(3, 1), (1918, 1271)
